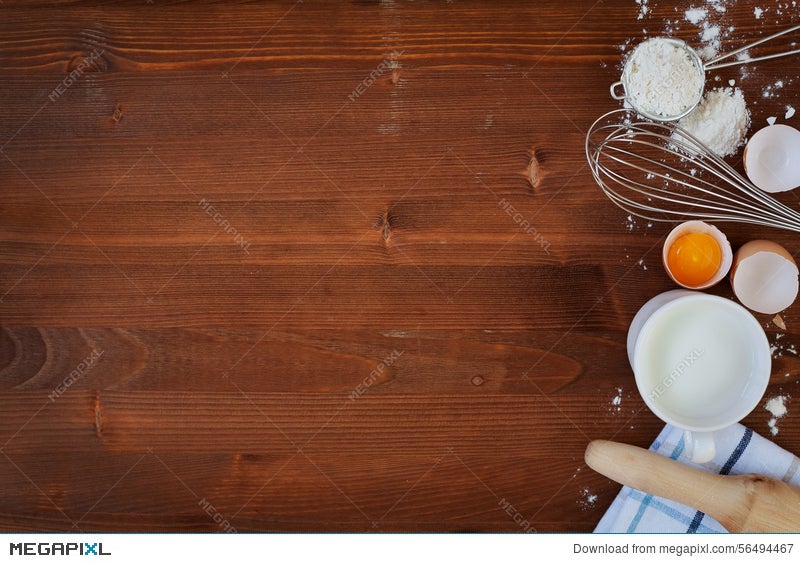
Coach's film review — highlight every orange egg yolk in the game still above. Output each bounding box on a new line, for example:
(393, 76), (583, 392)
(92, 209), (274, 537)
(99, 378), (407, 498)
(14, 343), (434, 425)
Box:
(667, 232), (722, 287)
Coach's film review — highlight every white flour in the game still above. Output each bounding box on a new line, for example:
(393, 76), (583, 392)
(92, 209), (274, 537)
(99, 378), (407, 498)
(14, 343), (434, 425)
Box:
(765, 395), (789, 436)
(681, 2), (731, 60)
(636, 0), (650, 20)
(766, 395), (788, 418)
(701, 25), (721, 44)
(578, 487), (598, 510)
(708, 0), (728, 13)
(675, 87), (749, 156)
(611, 387), (623, 414)
(625, 214), (653, 233)
(685, 8), (707, 25)
(624, 37), (704, 118)
(770, 332), (798, 358)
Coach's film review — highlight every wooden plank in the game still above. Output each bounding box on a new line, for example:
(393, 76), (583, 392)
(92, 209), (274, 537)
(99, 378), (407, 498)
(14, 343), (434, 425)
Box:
(0, 451), (616, 532)
(0, 328), (594, 393)
(0, 391), (633, 454)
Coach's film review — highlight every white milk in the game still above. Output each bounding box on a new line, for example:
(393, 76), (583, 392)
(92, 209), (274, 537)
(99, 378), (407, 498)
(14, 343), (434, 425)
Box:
(635, 298), (762, 427)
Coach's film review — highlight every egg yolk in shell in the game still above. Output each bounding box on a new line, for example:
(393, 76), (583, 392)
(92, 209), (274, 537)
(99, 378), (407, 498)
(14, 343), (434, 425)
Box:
(666, 232), (722, 287)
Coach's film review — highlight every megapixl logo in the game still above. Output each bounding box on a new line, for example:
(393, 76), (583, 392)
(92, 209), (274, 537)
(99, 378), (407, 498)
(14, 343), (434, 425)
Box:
(10, 542), (111, 556)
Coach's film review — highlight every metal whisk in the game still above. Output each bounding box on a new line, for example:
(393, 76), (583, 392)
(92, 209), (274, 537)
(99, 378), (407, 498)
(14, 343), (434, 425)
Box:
(585, 109), (800, 232)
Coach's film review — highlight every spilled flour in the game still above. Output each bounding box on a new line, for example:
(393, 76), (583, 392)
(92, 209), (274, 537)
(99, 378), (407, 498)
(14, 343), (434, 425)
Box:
(611, 387), (623, 414)
(625, 214), (653, 233)
(609, 387), (637, 417)
(765, 395), (789, 436)
(681, 1), (732, 60)
(675, 87), (750, 156)
(578, 487), (598, 510)
(770, 333), (798, 358)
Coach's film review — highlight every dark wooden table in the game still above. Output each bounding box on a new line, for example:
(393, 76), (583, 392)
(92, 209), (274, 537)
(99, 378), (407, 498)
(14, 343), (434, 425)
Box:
(2, 0), (799, 533)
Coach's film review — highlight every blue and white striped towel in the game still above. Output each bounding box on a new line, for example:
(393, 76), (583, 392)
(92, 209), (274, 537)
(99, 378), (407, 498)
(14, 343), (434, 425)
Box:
(595, 423), (800, 533)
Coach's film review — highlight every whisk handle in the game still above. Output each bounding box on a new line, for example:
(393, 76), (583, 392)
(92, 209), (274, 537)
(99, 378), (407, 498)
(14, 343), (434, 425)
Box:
(704, 23), (800, 70)
(705, 48), (800, 71)
(610, 81), (626, 100)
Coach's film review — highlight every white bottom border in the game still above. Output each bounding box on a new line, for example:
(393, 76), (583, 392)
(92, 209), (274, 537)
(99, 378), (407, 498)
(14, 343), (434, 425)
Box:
(3, 533), (799, 562)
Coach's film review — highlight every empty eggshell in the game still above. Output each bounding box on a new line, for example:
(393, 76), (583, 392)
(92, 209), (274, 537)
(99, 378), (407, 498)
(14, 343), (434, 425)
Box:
(731, 240), (799, 314)
(743, 124), (800, 193)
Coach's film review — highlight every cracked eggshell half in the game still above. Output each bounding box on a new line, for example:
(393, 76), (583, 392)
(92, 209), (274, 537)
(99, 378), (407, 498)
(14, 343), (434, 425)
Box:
(731, 240), (799, 314)
(743, 124), (800, 193)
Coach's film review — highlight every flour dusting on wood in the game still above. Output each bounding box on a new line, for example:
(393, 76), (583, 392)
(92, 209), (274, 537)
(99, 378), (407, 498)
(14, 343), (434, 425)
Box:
(765, 395), (790, 436)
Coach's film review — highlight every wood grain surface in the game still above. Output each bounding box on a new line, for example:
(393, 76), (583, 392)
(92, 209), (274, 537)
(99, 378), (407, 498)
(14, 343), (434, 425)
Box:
(1, 0), (799, 533)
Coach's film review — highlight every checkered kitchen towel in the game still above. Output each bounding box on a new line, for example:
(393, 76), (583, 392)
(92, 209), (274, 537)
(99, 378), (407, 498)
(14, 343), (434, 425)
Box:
(595, 423), (800, 533)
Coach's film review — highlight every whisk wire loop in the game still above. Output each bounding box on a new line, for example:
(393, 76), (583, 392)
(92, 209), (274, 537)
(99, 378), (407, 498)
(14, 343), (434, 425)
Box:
(586, 109), (800, 233)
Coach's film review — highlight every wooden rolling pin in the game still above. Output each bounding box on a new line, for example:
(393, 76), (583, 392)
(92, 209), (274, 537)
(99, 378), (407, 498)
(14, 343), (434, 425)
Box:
(585, 440), (800, 532)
